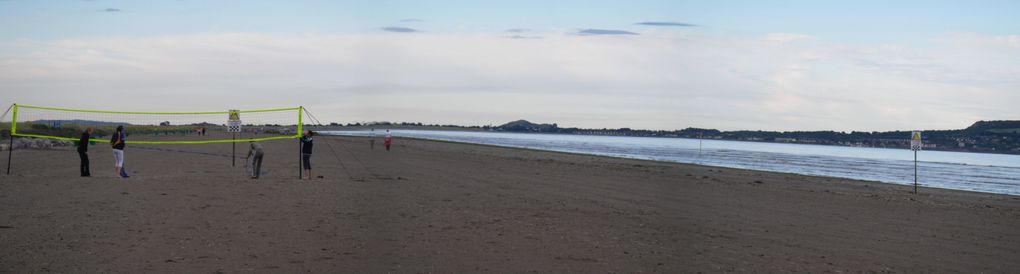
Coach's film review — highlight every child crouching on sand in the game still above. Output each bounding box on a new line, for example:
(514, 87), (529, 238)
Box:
(246, 141), (264, 179)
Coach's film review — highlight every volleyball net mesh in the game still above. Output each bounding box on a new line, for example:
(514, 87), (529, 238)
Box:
(2, 104), (303, 144)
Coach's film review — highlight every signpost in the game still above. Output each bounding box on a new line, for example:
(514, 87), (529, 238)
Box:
(228, 110), (241, 166)
(698, 132), (704, 163)
(910, 131), (922, 194)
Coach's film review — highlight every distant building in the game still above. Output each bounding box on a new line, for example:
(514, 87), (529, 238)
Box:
(159, 121), (171, 126)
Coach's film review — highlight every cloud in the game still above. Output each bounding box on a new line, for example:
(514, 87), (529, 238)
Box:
(99, 8), (121, 12)
(0, 31), (1016, 131)
(941, 32), (1020, 49)
(996, 34), (1020, 48)
(381, 27), (419, 33)
(577, 29), (639, 36)
(400, 19), (423, 23)
(504, 29), (540, 39)
(635, 22), (696, 27)
(763, 33), (811, 44)
(506, 35), (541, 40)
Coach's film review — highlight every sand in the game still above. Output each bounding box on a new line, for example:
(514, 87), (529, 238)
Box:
(1, 134), (1018, 273)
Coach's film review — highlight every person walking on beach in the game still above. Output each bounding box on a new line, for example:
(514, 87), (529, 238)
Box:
(384, 130), (393, 151)
(300, 130), (314, 180)
(110, 125), (128, 178)
(246, 141), (264, 179)
(77, 127), (93, 177)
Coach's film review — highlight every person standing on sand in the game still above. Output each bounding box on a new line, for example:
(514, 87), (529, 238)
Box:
(384, 130), (393, 151)
(300, 130), (314, 180)
(110, 125), (128, 178)
(246, 141), (264, 179)
(77, 127), (93, 177)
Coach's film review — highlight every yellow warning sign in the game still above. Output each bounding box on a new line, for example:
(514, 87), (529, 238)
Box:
(227, 109), (242, 133)
(910, 131), (922, 151)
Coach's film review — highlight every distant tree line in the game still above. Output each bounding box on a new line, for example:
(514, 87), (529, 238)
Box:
(486, 120), (1020, 154)
(320, 119), (1020, 154)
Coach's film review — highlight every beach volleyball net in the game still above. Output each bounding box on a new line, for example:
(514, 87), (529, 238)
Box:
(1, 104), (303, 144)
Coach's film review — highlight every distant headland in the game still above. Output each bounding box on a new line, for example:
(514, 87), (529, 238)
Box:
(332, 120), (1020, 155)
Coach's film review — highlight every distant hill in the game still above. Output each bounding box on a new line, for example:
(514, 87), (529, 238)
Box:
(492, 119), (1020, 154)
(496, 120), (559, 132)
(964, 120), (1020, 134)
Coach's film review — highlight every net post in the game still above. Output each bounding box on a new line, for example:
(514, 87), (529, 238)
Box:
(7, 104), (15, 175)
(298, 106), (303, 179)
(914, 150), (918, 194)
(10, 104), (17, 135)
(5, 134), (12, 175)
(232, 133), (236, 167)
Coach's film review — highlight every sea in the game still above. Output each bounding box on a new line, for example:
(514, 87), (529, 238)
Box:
(324, 129), (1020, 196)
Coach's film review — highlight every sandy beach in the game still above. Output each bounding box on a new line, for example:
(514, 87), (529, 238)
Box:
(1, 134), (1018, 273)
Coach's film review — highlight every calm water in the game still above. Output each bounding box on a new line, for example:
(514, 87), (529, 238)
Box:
(325, 130), (1020, 196)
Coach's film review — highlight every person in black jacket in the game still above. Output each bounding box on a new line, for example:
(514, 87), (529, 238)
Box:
(111, 125), (127, 178)
(300, 130), (314, 180)
(77, 128), (93, 177)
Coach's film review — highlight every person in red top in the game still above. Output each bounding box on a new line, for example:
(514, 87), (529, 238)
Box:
(384, 130), (393, 151)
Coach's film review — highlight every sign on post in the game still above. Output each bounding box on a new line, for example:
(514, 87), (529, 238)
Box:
(910, 131), (922, 151)
(227, 109), (242, 133)
(228, 109), (241, 166)
(910, 130), (921, 194)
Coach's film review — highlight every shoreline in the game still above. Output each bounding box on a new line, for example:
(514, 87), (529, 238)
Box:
(316, 127), (1020, 156)
(321, 133), (1020, 197)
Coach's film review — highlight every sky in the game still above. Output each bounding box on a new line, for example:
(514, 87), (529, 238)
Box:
(1, 0), (1018, 131)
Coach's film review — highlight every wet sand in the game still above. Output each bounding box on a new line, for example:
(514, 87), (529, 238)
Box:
(1, 134), (1018, 273)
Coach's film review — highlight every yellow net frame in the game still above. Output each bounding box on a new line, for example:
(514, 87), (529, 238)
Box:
(6, 104), (304, 144)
